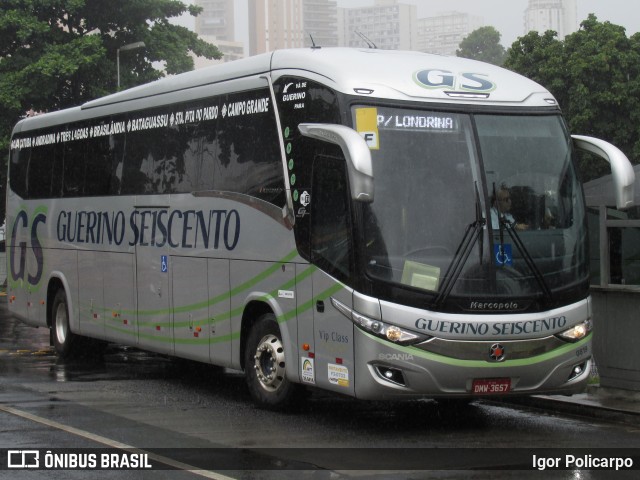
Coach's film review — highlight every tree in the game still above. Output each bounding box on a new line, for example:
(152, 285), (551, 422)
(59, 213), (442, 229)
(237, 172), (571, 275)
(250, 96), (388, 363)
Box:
(505, 15), (640, 181)
(0, 0), (222, 221)
(457, 26), (506, 66)
(500, 30), (565, 93)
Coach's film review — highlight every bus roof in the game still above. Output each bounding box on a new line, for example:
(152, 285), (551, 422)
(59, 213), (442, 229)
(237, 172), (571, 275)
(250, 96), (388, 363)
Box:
(271, 48), (555, 107)
(13, 48), (557, 134)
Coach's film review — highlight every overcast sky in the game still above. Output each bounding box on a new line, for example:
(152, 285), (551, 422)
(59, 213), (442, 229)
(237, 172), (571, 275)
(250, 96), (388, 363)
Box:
(178, 1), (640, 49)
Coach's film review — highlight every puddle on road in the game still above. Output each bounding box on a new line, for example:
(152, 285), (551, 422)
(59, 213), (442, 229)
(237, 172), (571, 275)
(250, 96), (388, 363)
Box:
(1, 312), (190, 384)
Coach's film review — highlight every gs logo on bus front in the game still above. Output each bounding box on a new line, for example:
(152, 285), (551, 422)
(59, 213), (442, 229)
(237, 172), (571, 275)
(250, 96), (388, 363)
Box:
(414, 69), (496, 93)
(9, 207), (47, 287)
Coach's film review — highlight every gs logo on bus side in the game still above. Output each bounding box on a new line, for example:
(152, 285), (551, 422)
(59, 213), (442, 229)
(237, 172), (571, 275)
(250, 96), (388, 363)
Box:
(414, 69), (496, 93)
(9, 207), (47, 288)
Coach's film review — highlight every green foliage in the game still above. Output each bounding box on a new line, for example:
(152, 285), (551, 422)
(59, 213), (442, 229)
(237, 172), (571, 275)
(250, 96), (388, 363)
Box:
(456, 26), (506, 66)
(0, 0), (222, 221)
(505, 15), (640, 182)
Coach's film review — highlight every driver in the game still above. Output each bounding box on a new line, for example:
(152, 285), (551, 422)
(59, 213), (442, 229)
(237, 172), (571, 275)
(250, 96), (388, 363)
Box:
(491, 184), (528, 231)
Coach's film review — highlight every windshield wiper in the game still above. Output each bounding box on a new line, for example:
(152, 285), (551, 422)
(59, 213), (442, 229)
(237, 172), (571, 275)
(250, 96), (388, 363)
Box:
(491, 183), (552, 300)
(434, 184), (485, 308)
(501, 220), (552, 300)
(490, 183), (552, 300)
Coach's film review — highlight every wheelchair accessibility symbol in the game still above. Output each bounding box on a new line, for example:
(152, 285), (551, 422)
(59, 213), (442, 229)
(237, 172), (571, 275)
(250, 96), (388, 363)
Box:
(494, 244), (513, 266)
(161, 255), (168, 273)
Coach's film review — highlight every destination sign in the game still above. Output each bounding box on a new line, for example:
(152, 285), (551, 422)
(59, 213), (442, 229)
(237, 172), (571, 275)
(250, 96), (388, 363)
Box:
(376, 113), (457, 132)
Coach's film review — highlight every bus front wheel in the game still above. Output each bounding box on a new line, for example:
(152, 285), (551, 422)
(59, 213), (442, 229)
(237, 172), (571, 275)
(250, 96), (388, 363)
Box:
(245, 314), (301, 409)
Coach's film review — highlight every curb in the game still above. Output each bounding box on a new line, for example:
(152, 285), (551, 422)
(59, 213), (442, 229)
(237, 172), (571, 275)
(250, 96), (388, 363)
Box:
(491, 394), (640, 425)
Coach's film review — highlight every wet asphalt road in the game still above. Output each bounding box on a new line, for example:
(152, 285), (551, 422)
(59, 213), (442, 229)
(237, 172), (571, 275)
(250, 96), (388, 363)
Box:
(1, 297), (639, 479)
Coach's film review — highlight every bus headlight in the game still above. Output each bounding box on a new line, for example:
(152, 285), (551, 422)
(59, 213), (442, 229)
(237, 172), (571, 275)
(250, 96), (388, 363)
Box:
(330, 298), (428, 346)
(557, 319), (592, 342)
(353, 310), (427, 345)
(385, 325), (402, 342)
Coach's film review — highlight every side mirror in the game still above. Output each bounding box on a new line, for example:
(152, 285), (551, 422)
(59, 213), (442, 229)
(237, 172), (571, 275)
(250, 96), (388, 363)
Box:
(299, 123), (374, 202)
(572, 135), (635, 209)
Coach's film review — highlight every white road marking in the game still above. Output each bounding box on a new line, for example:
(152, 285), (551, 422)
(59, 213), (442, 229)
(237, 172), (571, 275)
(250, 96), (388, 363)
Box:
(0, 404), (236, 480)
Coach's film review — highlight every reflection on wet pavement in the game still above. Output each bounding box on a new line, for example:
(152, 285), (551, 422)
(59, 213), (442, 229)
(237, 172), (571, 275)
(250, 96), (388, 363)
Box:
(0, 300), (212, 385)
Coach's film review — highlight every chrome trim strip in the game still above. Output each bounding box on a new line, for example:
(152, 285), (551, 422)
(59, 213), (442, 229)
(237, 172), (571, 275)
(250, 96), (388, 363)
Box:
(414, 335), (566, 361)
(192, 190), (293, 230)
(330, 296), (352, 320)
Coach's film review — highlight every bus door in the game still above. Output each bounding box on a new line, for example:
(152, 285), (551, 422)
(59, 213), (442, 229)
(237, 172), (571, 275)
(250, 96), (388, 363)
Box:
(312, 270), (355, 395)
(134, 204), (173, 355)
(310, 155), (356, 396)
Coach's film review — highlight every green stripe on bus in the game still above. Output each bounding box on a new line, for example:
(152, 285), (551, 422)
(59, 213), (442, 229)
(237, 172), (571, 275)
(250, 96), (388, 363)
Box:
(170, 249), (301, 315)
(102, 279), (344, 348)
(276, 281), (343, 324)
(86, 249), (301, 320)
(169, 263), (318, 328)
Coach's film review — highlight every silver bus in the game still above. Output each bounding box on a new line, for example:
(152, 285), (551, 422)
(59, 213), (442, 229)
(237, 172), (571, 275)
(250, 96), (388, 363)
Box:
(7, 48), (635, 408)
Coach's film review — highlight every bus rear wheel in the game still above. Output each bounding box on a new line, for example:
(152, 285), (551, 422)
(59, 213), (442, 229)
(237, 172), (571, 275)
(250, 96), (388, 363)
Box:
(245, 314), (302, 409)
(51, 289), (102, 358)
(51, 289), (76, 358)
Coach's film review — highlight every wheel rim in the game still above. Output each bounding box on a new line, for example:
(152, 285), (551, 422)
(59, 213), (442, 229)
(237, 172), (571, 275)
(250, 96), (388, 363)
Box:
(253, 334), (286, 392)
(55, 302), (68, 345)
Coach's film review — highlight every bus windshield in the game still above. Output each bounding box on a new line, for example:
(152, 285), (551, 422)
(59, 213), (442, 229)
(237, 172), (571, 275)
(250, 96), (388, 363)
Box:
(355, 106), (588, 308)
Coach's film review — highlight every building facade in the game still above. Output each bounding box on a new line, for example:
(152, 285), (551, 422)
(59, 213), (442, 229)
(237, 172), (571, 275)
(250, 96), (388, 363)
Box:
(417, 11), (484, 56)
(248, 0), (305, 55)
(193, 0), (244, 65)
(194, 0), (235, 41)
(338, 0), (417, 51)
(524, 0), (578, 39)
(303, 0), (338, 47)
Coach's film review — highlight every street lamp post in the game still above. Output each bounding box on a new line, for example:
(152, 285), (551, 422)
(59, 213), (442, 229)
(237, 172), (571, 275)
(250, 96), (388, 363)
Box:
(117, 41), (146, 90)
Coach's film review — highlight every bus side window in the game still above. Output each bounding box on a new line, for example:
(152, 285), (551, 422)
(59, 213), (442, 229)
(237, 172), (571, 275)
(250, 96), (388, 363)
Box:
(122, 124), (168, 194)
(51, 142), (64, 198)
(109, 133), (125, 195)
(85, 133), (114, 196)
(214, 90), (283, 205)
(172, 121), (215, 194)
(310, 155), (353, 282)
(63, 141), (86, 197)
(27, 141), (55, 198)
(9, 144), (29, 199)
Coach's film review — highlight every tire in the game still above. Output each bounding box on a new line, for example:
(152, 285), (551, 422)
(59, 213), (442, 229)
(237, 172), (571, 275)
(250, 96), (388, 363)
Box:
(51, 289), (105, 359)
(51, 289), (77, 358)
(244, 313), (302, 409)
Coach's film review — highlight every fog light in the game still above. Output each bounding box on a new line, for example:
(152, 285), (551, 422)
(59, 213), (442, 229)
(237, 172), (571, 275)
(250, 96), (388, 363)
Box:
(568, 361), (587, 381)
(375, 366), (406, 386)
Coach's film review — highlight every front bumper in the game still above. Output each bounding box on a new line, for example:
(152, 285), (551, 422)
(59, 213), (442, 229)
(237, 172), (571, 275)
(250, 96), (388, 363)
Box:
(353, 327), (592, 400)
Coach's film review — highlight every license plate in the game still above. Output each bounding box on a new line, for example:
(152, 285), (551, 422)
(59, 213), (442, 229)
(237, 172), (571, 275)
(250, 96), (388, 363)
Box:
(472, 378), (511, 395)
